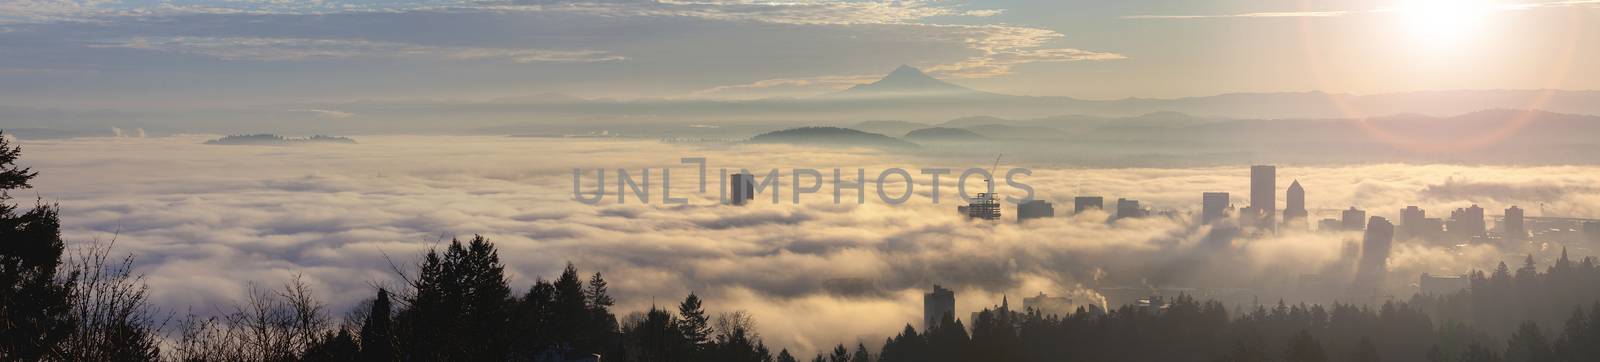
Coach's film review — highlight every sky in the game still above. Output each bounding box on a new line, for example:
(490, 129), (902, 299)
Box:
(22, 135), (1600, 354)
(2, 0), (1598, 109)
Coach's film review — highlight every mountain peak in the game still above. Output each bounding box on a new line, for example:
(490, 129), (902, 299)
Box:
(830, 65), (989, 98)
(887, 65), (931, 80)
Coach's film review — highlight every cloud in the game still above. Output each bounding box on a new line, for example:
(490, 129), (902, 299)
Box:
(1123, 11), (1352, 20)
(298, 109), (356, 119)
(22, 136), (1600, 354)
(88, 37), (624, 63)
(1122, 0), (1600, 20)
(694, 24), (1126, 97)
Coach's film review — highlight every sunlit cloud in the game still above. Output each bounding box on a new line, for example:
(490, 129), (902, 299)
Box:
(1123, 0), (1599, 20)
(88, 37), (624, 63)
(1123, 11), (1352, 20)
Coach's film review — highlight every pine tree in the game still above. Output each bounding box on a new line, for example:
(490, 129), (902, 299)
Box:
(828, 344), (850, 362)
(359, 288), (394, 361)
(679, 292), (713, 352)
(776, 349), (799, 362)
(1284, 330), (1327, 362)
(850, 342), (872, 362)
(402, 236), (512, 360)
(0, 132), (75, 359)
(1503, 322), (1553, 362)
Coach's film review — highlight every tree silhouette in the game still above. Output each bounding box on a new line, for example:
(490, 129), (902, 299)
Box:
(358, 288), (394, 361)
(0, 132), (75, 359)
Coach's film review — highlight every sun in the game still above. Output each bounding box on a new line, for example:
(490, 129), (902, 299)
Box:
(1391, 0), (1497, 43)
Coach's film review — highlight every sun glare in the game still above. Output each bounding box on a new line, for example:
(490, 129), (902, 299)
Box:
(1392, 0), (1496, 44)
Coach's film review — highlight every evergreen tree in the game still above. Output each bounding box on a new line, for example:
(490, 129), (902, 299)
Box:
(0, 132), (75, 360)
(1351, 338), (1381, 362)
(401, 236), (512, 361)
(359, 288), (394, 361)
(1285, 330), (1327, 362)
(680, 292), (713, 352)
(1503, 322), (1553, 362)
(776, 349), (798, 362)
(586, 272), (620, 358)
(849, 342), (871, 362)
(828, 344), (850, 362)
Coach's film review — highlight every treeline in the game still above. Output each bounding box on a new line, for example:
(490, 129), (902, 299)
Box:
(863, 294), (1600, 362)
(1411, 250), (1600, 340)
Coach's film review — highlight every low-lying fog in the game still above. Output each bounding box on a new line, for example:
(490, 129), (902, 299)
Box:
(18, 135), (1600, 353)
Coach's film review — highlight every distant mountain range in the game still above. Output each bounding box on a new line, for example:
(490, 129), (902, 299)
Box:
(7, 65), (1600, 138)
(748, 127), (917, 149)
(205, 134), (357, 146)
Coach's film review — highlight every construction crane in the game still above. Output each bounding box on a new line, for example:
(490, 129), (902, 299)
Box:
(987, 153), (1002, 190)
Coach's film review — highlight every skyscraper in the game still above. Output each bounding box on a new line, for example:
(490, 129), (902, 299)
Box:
(1115, 198), (1145, 220)
(1505, 206), (1526, 240)
(1400, 206), (1426, 239)
(924, 285), (955, 331)
(1202, 192), (1229, 224)
(1283, 180), (1307, 224)
(1074, 196), (1104, 214)
(729, 173), (754, 206)
(964, 192), (1001, 220)
(1354, 216), (1395, 296)
(1248, 165), (1276, 229)
(1342, 207), (1366, 231)
(1448, 205), (1486, 238)
(1017, 200), (1054, 222)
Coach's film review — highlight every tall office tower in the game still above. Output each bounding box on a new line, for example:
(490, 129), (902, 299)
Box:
(1202, 192), (1230, 224)
(964, 192), (1001, 220)
(1283, 180), (1307, 222)
(729, 173), (755, 206)
(1115, 198), (1145, 220)
(1342, 207), (1367, 231)
(1400, 206), (1426, 239)
(1449, 205), (1487, 238)
(1318, 218), (1341, 232)
(1354, 216), (1395, 295)
(1074, 196), (1104, 214)
(1017, 200), (1055, 222)
(1249, 165), (1277, 229)
(923, 285), (956, 331)
(1505, 206), (1526, 240)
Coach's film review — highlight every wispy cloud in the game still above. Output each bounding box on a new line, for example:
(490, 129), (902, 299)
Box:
(89, 37), (624, 63)
(1123, 11), (1351, 20)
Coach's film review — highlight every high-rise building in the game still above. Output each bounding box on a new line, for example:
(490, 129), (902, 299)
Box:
(1505, 206), (1526, 240)
(1202, 192), (1230, 224)
(1074, 196), (1104, 214)
(1419, 273), (1470, 296)
(1400, 206), (1426, 239)
(1022, 292), (1075, 317)
(1342, 207), (1367, 231)
(963, 192), (1001, 220)
(1448, 205), (1487, 238)
(1283, 180), (1307, 224)
(1115, 198), (1145, 220)
(923, 285), (955, 331)
(1017, 200), (1054, 222)
(1354, 216), (1395, 295)
(1318, 218), (1341, 232)
(1248, 165), (1276, 229)
(729, 173), (755, 206)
